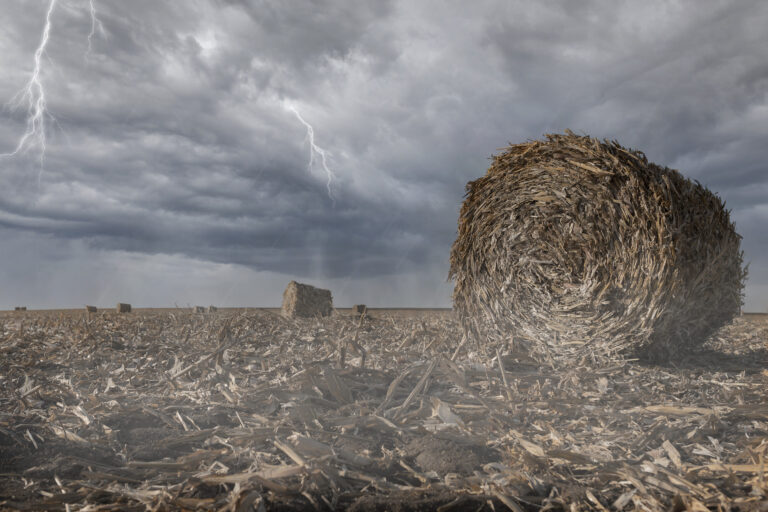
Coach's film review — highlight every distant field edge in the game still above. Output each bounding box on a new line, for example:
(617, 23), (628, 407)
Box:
(0, 306), (455, 313)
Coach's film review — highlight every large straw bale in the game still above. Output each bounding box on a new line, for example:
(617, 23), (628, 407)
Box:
(281, 281), (333, 318)
(449, 132), (746, 362)
(116, 303), (132, 313)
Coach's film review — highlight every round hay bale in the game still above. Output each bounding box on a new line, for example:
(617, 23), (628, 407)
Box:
(449, 132), (746, 362)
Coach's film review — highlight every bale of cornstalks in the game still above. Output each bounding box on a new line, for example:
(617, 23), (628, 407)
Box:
(207, 305), (218, 313)
(281, 281), (333, 318)
(116, 303), (132, 314)
(85, 305), (97, 313)
(194, 306), (205, 314)
(353, 304), (367, 315)
(449, 132), (746, 362)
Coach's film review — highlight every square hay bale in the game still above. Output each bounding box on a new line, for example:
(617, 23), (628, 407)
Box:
(353, 304), (367, 315)
(194, 306), (205, 313)
(14, 306), (27, 311)
(281, 281), (333, 318)
(116, 303), (132, 313)
(207, 306), (218, 313)
(85, 305), (98, 313)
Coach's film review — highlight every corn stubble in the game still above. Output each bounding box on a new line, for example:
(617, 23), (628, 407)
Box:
(0, 309), (767, 510)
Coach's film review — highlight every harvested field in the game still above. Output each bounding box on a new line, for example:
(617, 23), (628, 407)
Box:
(1, 309), (767, 511)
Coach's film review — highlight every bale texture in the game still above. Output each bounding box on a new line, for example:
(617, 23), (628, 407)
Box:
(281, 281), (333, 318)
(85, 305), (98, 313)
(449, 132), (745, 361)
(116, 303), (132, 314)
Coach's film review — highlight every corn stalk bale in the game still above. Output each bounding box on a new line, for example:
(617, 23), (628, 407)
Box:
(85, 305), (97, 313)
(281, 281), (333, 318)
(207, 306), (218, 313)
(116, 303), (132, 314)
(449, 132), (746, 362)
(354, 304), (367, 315)
(194, 306), (205, 313)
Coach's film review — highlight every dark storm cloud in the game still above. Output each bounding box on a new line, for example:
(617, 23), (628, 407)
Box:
(216, 0), (394, 64)
(0, 0), (767, 309)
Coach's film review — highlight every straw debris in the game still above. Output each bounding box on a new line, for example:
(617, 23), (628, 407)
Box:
(450, 132), (746, 362)
(0, 309), (766, 510)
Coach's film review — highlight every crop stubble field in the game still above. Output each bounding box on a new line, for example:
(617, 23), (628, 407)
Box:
(1, 309), (767, 511)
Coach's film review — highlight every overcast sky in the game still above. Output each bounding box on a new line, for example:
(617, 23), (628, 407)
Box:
(1, 0), (766, 310)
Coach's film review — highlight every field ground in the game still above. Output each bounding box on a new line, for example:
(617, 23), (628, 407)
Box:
(1, 309), (767, 511)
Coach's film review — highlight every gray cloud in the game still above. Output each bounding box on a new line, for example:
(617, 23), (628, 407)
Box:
(0, 0), (766, 310)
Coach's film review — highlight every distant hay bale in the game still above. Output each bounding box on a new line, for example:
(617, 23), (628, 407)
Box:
(116, 303), (132, 314)
(14, 306), (27, 311)
(194, 306), (205, 313)
(281, 281), (333, 318)
(207, 305), (218, 313)
(449, 132), (746, 362)
(353, 304), (367, 315)
(85, 305), (97, 313)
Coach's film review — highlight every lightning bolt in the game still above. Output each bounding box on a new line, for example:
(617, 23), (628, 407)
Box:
(286, 104), (336, 204)
(1, 0), (58, 176)
(86, 0), (104, 57)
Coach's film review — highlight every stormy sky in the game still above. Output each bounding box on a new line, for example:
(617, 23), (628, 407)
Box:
(1, 0), (766, 311)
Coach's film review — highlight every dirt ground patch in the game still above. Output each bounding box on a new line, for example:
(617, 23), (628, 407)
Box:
(405, 434), (496, 475)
